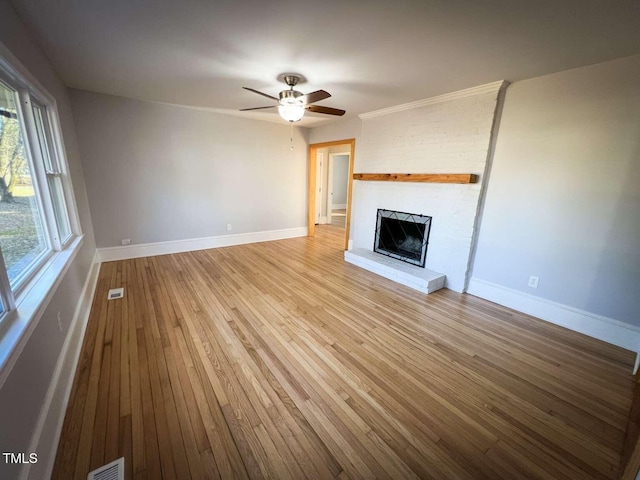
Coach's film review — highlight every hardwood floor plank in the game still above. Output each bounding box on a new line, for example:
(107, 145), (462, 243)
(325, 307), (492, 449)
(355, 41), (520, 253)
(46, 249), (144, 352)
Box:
(89, 342), (111, 471)
(105, 274), (122, 463)
(118, 414), (133, 480)
(119, 260), (131, 418)
(178, 281), (303, 479)
(161, 340), (205, 479)
(228, 310), (342, 478)
(125, 260), (145, 477)
(72, 262), (114, 480)
(52, 263), (110, 480)
(53, 225), (635, 479)
(138, 260), (180, 480)
(166, 260), (252, 479)
(135, 321), (162, 480)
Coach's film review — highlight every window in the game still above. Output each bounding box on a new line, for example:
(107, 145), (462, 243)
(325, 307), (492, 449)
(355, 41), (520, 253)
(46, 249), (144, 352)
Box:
(0, 58), (79, 330)
(0, 81), (50, 289)
(32, 102), (72, 243)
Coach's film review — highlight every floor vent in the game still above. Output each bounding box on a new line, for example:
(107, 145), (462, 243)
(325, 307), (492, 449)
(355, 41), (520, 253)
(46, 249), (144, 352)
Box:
(107, 288), (124, 300)
(87, 457), (124, 480)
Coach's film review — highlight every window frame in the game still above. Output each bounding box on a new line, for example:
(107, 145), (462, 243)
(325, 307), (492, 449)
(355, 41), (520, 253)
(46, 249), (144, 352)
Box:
(0, 45), (83, 378)
(32, 99), (73, 245)
(1, 83), (55, 294)
(0, 249), (14, 313)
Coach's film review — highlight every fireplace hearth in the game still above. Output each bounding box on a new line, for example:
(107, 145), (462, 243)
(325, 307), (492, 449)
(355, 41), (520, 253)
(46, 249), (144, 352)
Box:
(374, 209), (431, 267)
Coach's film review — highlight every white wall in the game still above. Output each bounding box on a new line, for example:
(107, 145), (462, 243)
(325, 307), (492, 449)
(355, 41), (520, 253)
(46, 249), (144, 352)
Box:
(70, 90), (309, 248)
(470, 55), (640, 327)
(353, 87), (503, 292)
(309, 117), (362, 146)
(0, 2), (97, 479)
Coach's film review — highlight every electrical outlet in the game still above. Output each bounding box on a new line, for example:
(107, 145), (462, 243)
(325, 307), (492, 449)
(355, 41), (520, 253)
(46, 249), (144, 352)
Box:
(226, 224), (232, 231)
(121, 238), (132, 245)
(528, 276), (539, 288)
(57, 311), (63, 332)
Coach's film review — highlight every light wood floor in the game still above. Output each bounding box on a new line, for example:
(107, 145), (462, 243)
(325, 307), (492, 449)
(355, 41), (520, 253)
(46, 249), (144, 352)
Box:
(331, 209), (346, 228)
(53, 225), (635, 480)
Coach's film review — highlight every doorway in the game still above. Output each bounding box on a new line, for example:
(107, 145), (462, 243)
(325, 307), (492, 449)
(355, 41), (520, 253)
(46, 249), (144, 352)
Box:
(307, 139), (355, 250)
(315, 152), (324, 225)
(328, 152), (350, 228)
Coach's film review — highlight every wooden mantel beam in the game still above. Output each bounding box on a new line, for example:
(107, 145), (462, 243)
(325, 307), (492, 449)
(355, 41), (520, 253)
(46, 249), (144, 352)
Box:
(352, 173), (478, 184)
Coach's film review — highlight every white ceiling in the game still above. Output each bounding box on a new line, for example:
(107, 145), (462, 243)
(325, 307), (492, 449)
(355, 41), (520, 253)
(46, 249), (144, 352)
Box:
(9, 0), (640, 127)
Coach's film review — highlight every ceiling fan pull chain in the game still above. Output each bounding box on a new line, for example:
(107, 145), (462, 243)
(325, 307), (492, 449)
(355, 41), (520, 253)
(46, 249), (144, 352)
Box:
(290, 122), (294, 151)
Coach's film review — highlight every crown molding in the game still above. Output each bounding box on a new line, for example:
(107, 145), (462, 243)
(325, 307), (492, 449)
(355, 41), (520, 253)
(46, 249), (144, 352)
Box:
(359, 80), (509, 119)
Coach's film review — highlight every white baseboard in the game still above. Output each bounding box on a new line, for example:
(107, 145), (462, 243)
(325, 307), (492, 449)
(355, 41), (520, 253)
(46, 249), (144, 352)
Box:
(331, 204), (347, 210)
(98, 227), (308, 262)
(467, 277), (640, 353)
(21, 251), (101, 480)
(318, 217), (329, 225)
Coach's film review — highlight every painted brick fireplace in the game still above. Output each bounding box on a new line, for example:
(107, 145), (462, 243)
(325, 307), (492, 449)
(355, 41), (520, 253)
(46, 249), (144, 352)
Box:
(346, 81), (507, 293)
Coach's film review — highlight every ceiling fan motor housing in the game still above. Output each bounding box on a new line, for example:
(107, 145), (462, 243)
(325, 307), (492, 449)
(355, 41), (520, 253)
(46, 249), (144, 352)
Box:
(279, 89), (303, 105)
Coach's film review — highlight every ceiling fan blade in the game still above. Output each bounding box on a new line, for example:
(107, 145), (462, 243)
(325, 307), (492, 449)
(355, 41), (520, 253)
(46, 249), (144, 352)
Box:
(239, 106), (276, 111)
(242, 87), (278, 101)
(300, 90), (331, 105)
(306, 104), (346, 116)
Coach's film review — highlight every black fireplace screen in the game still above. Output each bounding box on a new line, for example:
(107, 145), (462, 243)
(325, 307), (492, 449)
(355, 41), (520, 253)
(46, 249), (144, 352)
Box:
(374, 209), (431, 267)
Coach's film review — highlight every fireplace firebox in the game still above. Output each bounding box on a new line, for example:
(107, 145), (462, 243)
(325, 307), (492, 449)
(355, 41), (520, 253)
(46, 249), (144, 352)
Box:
(374, 209), (431, 267)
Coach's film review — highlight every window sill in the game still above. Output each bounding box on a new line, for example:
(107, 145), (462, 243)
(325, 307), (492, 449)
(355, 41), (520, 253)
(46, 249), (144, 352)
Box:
(0, 234), (84, 387)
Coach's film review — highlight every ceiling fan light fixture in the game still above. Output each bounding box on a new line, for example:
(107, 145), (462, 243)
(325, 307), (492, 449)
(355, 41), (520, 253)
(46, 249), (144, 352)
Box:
(241, 74), (344, 121)
(278, 103), (305, 122)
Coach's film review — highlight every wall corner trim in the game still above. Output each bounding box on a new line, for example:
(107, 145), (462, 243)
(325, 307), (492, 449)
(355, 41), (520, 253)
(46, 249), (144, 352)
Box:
(359, 80), (509, 119)
(467, 277), (640, 354)
(21, 250), (101, 480)
(97, 227), (309, 262)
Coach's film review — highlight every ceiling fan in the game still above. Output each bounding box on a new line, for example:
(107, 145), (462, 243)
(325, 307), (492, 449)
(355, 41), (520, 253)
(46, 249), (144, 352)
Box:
(240, 75), (345, 122)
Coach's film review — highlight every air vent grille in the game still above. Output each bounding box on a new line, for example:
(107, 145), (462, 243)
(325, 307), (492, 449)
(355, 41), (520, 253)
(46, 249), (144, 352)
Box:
(88, 457), (124, 480)
(107, 288), (124, 300)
